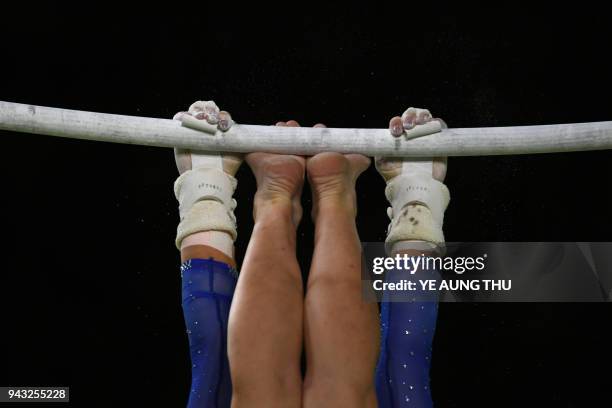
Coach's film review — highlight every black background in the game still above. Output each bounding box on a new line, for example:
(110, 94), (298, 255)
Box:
(1, 4), (611, 407)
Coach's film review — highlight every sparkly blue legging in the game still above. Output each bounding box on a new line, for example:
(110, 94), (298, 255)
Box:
(181, 259), (235, 408)
(374, 269), (438, 408)
(181, 259), (437, 408)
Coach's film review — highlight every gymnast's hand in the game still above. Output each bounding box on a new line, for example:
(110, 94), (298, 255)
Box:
(171, 100), (241, 256)
(376, 107), (451, 252)
(377, 107), (447, 182)
(173, 100), (242, 176)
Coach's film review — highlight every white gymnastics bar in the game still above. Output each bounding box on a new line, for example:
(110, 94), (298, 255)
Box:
(1, 101), (612, 157)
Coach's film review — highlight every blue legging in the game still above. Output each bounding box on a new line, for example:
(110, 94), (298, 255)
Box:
(375, 268), (437, 407)
(181, 259), (436, 408)
(181, 259), (235, 408)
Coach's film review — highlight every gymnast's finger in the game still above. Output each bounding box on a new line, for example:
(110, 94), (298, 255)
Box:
(401, 107), (418, 130)
(188, 100), (220, 125)
(173, 111), (190, 121)
(218, 110), (233, 131)
(389, 116), (403, 137)
(414, 108), (433, 125)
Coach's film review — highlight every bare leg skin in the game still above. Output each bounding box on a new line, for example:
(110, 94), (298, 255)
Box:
(228, 121), (305, 408)
(303, 151), (380, 408)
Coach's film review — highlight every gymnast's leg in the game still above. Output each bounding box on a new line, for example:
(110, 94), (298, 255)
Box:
(227, 121), (305, 408)
(172, 101), (241, 408)
(375, 249), (438, 408)
(303, 150), (380, 408)
(180, 251), (237, 408)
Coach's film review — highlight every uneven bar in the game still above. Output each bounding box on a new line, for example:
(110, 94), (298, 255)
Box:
(1, 101), (612, 157)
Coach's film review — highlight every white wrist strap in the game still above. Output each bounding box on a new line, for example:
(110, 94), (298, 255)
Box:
(174, 167), (238, 248)
(385, 173), (449, 228)
(174, 167), (236, 219)
(384, 165), (450, 253)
